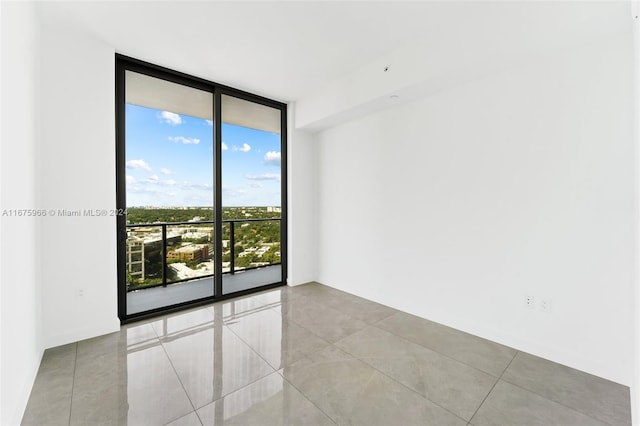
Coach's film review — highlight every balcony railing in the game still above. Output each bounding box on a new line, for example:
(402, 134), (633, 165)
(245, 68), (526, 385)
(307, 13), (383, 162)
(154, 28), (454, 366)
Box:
(125, 218), (281, 292)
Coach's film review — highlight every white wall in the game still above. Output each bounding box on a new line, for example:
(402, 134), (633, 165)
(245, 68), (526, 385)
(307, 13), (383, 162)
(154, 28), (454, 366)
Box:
(38, 23), (120, 348)
(315, 35), (634, 385)
(0, 2), (43, 424)
(287, 104), (316, 285)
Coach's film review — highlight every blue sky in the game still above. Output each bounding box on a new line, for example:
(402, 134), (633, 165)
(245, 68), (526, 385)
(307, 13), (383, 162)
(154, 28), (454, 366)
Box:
(125, 104), (281, 207)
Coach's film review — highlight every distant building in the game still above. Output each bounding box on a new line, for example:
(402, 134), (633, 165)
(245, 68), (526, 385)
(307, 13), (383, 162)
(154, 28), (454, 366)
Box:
(180, 227), (212, 241)
(126, 231), (182, 281)
(168, 244), (209, 262)
(126, 236), (145, 280)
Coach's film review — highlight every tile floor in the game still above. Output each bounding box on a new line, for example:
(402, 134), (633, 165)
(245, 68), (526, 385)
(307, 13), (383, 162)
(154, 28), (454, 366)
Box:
(22, 282), (632, 426)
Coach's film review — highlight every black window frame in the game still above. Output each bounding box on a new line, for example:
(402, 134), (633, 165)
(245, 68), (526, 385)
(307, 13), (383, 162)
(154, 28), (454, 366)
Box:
(116, 54), (288, 323)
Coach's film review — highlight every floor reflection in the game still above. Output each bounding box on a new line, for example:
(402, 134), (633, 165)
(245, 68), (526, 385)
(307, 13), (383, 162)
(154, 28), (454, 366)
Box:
(26, 284), (621, 426)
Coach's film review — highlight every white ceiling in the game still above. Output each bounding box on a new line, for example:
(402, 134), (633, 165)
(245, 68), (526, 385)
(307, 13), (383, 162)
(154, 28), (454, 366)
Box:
(37, 1), (631, 103)
(126, 70), (281, 133)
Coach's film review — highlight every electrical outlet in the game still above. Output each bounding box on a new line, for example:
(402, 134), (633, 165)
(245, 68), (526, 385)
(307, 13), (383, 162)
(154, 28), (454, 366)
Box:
(540, 298), (552, 313)
(524, 295), (535, 309)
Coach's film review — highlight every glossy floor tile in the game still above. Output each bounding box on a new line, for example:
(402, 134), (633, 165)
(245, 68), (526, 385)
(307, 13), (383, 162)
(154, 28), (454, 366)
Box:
(161, 323), (275, 409)
(470, 380), (608, 426)
(164, 411), (203, 426)
(197, 372), (335, 425)
(280, 345), (466, 426)
(279, 294), (368, 343)
(285, 282), (396, 324)
(501, 352), (632, 426)
(376, 311), (517, 376)
(22, 283), (632, 426)
(70, 323), (193, 426)
(22, 343), (77, 426)
(225, 307), (330, 370)
(335, 325), (497, 421)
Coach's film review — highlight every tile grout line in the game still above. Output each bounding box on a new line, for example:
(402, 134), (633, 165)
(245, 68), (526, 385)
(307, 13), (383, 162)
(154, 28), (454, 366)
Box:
(193, 370), (282, 413)
(498, 375), (622, 426)
(144, 321), (198, 426)
(278, 372), (340, 426)
(290, 289), (397, 325)
(345, 296), (627, 425)
(496, 348), (625, 426)
(151, 322), (202, 425)
(267, 297), (349, 348)
(221, 321), (280, 373)
(169, 319), (276, 413)
(273, 354), (339, 426)
(204, 371), (279, 409)
(67, 343), (79, 426)
(367, 316), (510, 378)
(332, 340), (469, 424)
(285, 287), (497, 422)
(156, 293), (307, 419)
(221, 308), (344, 424)
(256, 290), (346, 424)
(192, 410), (205, 426)
(287, 293), (371, 329)
(109, 285), (625, 426)
(467, 349), (519, 423)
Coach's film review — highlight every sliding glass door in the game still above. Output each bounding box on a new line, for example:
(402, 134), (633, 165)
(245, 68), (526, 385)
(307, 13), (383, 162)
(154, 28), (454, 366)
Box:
(220, 94), (284, 295)
(116, 56), (286, 321)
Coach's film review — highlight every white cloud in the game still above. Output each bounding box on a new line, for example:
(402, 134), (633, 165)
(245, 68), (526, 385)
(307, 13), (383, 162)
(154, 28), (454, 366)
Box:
(169, 136), (200, 145)
(126, 175), (136, 184)
(222, 142), (228, 151)
(249, 182), (263, 188)
(160, 168), (172, 175)
(160, 111), (183, 125)
(163, 179), (177, 186)
(222, 186), (248, 197)
(245, 173), (280, 182)
(205, 120), (213, 126)
(142, 174), (160, 184)
(126, 159), (152, 171)
(264, 151), (281, 166)
(180, 181), (211, 190)
(128, 186), (161, 195)
(233, 143), (251, 152)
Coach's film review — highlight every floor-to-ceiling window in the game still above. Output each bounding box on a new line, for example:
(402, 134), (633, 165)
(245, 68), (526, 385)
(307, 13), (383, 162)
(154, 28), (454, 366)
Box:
(116, 56), (286, 321)
(220, 93), (284, 295)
